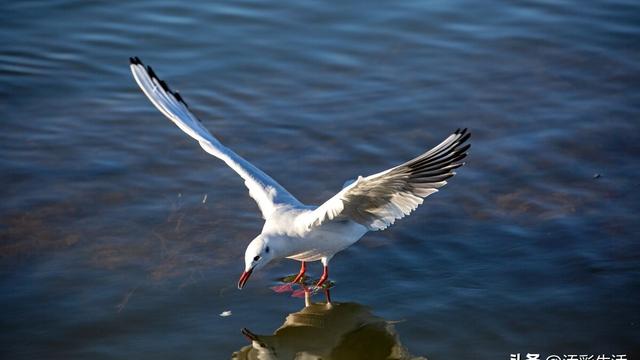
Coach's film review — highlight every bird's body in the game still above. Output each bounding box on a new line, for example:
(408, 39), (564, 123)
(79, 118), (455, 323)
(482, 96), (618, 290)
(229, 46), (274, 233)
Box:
(264, 206), (368, 262)
(129, 57), (470, 290)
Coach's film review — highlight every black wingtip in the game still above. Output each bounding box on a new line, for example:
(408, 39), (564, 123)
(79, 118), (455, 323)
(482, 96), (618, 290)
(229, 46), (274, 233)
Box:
(159, 80), (169, 91)
(458, 131), (471, 145)
(135, 59), (191, 109)
(129, 56), (142, 65)
(456, 143), (471, 154)
(174, 92), (189, 108)
(146, 65), (156, 80)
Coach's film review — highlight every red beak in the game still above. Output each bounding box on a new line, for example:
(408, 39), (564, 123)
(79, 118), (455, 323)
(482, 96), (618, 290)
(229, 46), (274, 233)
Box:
(238, 268), (253, 289)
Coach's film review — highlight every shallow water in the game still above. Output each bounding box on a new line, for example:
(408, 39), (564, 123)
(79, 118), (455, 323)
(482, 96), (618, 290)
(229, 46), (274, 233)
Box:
(1, 0), (639, 359)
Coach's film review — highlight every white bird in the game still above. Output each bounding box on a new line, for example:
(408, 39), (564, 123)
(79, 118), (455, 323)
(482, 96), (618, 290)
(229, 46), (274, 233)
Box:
(129, 57), (470, 291)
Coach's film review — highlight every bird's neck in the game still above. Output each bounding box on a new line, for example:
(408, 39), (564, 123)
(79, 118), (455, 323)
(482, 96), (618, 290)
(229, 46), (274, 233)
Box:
(262, 234), (289, 259)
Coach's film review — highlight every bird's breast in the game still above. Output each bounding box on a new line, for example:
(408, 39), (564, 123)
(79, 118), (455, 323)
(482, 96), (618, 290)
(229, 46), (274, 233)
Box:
(280, 220), (368, 262)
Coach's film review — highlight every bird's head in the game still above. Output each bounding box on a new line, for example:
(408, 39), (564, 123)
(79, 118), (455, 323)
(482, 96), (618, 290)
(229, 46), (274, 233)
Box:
(238, 235), (275, 289)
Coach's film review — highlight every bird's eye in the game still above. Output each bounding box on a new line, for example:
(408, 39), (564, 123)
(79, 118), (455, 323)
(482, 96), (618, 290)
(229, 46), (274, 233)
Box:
(265, 246), (270, 253)
(253, 255), (260, 261)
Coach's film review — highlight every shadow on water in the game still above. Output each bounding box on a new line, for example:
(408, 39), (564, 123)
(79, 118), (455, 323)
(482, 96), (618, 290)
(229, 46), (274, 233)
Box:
(233, 281), (425, 360)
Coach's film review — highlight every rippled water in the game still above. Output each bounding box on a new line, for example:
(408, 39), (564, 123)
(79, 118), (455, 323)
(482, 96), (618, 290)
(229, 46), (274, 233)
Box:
(1, 0), (639, 359)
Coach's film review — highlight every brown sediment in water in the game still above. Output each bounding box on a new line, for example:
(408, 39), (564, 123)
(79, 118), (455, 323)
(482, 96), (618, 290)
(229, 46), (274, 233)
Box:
(0, 191), (243, 287)
(0, 201), (82, 258)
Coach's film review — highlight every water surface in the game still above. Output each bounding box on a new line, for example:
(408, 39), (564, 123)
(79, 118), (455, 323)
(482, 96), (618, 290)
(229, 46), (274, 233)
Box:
(1, 0), (639, 359)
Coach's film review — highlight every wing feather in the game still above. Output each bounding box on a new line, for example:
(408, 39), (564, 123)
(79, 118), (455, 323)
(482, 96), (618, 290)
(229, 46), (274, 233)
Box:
(129, 57), (301, 218)
(296, 129), (470, 231)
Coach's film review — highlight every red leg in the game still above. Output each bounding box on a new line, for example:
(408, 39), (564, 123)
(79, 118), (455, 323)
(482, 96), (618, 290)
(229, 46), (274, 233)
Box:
(291, 261), (306, 283)
(271, 262), (307, 294)
(315, 265), (329, 288)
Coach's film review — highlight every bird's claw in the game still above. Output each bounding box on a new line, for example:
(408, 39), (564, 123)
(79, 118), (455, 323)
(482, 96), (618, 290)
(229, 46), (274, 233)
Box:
(310, 281), (330, 294)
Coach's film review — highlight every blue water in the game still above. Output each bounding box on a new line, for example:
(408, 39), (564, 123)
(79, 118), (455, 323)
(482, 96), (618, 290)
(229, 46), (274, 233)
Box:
(1, 0), (639, 359)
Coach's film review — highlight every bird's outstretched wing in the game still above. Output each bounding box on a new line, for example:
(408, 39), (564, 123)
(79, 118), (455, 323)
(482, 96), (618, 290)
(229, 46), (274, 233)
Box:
(129, 57), (302, 218)
(296, 129), (470, 231)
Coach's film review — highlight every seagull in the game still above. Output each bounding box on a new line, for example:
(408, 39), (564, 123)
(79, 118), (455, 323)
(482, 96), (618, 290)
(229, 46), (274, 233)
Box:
(129, 57), (470, 291)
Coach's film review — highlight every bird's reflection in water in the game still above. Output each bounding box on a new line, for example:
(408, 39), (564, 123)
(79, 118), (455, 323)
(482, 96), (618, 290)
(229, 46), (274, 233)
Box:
(232, 288), (426, 360)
